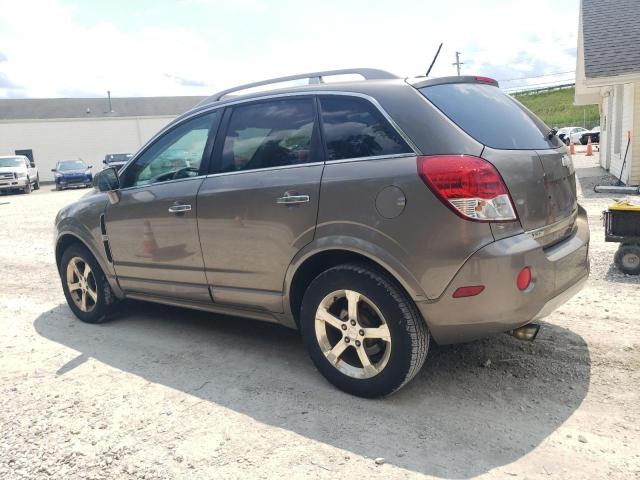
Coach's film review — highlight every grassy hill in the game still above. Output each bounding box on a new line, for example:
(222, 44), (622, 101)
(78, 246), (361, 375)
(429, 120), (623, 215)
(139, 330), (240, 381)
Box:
(512, 86), (600, 129)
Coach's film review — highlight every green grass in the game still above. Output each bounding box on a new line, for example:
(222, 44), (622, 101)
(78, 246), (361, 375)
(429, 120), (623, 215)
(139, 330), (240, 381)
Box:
(512, 86), (600, 129)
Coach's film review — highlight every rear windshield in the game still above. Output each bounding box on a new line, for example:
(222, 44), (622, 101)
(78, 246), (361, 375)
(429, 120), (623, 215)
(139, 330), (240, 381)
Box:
(419, 83), (562, 150)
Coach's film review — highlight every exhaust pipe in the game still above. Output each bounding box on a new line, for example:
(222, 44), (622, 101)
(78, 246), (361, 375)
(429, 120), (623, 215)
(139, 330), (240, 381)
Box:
(510, 323), (540, 342)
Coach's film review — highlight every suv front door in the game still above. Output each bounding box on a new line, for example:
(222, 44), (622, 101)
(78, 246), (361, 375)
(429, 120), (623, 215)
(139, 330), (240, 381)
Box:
(105, 111), (220, 302)
(197, 97), (323, 312)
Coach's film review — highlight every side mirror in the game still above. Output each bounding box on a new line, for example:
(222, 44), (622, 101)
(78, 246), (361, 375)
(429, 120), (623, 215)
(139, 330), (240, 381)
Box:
(103, 159), (108, 164)
(51, 169), (56, 172)
(88, 165), (93, 169)
(30, 163), (36, 168)
(93, 167), (120, 192)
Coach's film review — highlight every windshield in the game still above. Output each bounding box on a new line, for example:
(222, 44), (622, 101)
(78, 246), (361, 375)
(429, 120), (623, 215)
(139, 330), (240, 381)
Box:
(58, 160), (87, 171)
(0, 157), (24, 168)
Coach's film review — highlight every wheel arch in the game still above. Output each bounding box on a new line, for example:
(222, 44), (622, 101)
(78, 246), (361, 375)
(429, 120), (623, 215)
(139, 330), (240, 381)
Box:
(284, 240), (428, 329)
(55, 231), (124, 298)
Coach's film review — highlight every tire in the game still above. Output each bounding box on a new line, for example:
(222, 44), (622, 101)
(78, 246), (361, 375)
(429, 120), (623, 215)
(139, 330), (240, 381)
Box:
(56, 185), (62, 191)
(23, 179), (32, 194)
(33, 175), (40, 190)
(300, 263), (429, 398)
(581, 138), (588, 145)
(614, 244), (640, 275)
(60, 243), (118, 323)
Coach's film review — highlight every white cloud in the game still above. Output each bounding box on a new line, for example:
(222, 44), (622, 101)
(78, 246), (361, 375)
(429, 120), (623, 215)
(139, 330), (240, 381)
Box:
(0, 0), (579, 98)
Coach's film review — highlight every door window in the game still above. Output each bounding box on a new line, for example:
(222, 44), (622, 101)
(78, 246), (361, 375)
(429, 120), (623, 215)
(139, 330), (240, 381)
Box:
(121, 111), (218, 188)
(319, 96), (412, 160)
(219, 98), (318, 173)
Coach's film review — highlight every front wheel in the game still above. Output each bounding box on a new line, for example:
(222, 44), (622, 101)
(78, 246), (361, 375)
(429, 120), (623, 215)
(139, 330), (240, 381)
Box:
(33, 175), (40, 190)
(60, 243), (118, 323)
(23, 179), (32, 194)
(300, 263), (429, 398)
(615, 244), (640, 275)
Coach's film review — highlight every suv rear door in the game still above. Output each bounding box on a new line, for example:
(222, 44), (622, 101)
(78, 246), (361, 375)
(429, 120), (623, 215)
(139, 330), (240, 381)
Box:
(418, 81), (577, 244)
(197, 96), (323, 312)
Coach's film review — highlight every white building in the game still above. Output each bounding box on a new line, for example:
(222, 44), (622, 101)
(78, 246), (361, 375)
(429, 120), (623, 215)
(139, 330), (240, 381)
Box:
(575, 0), (640, 185)
(0, 96), (205, 181)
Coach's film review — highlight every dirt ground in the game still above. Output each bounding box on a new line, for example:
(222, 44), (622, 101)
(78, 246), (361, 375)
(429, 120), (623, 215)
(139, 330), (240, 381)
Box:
(0, 149), (638, 479)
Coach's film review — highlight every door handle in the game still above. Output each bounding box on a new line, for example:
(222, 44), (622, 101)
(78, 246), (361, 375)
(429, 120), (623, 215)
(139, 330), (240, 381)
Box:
(276, 194), (310, 205)
(168, 203), (192, 214)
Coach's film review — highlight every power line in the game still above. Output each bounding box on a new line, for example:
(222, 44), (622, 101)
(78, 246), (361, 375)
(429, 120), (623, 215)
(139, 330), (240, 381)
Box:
(498, 70), (575, 83)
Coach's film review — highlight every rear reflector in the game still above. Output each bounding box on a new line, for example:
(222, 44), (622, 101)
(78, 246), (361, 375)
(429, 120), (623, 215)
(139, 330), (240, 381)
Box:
(417, 155), (518, 222)
(453, 285), (485, 298)
(517, 267), (532, 291)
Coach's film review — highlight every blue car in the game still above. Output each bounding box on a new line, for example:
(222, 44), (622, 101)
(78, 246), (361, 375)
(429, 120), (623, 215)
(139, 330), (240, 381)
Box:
(52, 160), (93, 191)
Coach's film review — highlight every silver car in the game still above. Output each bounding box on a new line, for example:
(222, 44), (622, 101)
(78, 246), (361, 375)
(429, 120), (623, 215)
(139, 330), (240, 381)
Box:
(54, 69), (589, 397)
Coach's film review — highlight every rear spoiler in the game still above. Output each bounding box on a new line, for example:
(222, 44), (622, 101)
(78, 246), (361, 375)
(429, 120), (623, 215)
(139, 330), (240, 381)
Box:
(408, 75), (499, 89)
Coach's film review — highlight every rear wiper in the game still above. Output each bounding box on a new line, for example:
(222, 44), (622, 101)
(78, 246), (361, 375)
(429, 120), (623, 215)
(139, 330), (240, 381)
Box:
(546, 128), (558, 139)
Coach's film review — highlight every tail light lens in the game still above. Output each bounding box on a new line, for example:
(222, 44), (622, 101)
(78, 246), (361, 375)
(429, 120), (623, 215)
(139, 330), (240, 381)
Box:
(417, 155), (518, 222)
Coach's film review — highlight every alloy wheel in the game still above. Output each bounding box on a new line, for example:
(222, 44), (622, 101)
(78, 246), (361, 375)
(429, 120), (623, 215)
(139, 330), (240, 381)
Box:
(314, 289), (392, 379)
(66, 256), (98, 312)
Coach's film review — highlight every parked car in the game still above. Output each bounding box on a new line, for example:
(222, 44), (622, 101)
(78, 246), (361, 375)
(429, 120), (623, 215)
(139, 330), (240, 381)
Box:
(54, 69), (590, 398)
(52, 159), (93, 190)
(580, 126), (600, 145)
(0, 155), (39, 194)
(566, 127), (589, 145)
(556, 127), (571, 144)
(103, 153), (133, 172)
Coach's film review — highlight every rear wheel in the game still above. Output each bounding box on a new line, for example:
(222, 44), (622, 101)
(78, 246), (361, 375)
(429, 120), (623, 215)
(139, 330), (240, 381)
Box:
(615, 244), (640, 275)
(60, 243), (118, 323)
(300, 263), (429, 398)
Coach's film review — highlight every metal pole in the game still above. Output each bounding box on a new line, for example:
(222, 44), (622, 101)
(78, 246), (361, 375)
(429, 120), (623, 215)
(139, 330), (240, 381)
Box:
(107, 90), (113, 113)
(452, 51), (463, 76)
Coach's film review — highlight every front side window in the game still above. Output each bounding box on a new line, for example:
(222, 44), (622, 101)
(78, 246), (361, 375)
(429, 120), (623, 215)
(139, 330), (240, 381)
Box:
(220, 98), (317, 173)
(319, 96), (412, 161)
(122, 111), (218, 188)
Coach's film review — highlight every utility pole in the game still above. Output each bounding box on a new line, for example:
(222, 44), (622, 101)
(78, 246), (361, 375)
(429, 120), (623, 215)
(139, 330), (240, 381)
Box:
(452, 51), (463, 76)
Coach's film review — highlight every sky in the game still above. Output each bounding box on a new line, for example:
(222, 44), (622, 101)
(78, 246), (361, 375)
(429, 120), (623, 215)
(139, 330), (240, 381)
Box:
(0, 0), (580, 99)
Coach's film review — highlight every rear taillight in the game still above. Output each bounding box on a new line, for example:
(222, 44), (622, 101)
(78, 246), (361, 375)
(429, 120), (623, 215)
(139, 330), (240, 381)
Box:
(417, 155), (518, 222)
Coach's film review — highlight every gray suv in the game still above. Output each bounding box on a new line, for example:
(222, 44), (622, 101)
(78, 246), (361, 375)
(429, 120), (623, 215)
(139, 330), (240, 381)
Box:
(54, 69), (589, 397)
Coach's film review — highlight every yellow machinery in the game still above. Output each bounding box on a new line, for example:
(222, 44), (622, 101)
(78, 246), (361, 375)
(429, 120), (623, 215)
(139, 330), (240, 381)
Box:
(604, 200), (640, 274)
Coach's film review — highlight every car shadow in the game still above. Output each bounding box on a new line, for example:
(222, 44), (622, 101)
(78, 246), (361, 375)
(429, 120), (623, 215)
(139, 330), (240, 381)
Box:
(605, 264), (640, 284)
(34, 301), (591, 479)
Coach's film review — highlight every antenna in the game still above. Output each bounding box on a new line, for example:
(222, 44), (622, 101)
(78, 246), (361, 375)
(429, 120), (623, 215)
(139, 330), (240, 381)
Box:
(426, 42), (443, 77)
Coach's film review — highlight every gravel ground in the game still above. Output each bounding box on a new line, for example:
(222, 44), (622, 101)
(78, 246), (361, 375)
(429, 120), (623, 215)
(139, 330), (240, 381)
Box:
(0, 149), (639, 479)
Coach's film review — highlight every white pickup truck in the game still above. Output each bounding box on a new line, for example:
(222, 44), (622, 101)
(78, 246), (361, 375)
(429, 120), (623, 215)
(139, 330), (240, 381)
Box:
(0, 155), (40, 194)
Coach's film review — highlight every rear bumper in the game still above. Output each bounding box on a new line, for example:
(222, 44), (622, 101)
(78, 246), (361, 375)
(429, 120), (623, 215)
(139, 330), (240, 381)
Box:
(417, 206), (590, 344)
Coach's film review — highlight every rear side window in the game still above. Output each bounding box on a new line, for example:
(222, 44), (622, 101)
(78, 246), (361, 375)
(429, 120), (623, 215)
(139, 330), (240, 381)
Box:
(319, 96), (412, 160)
(220, 98), (318, 172)
(419, 83), (562, 150)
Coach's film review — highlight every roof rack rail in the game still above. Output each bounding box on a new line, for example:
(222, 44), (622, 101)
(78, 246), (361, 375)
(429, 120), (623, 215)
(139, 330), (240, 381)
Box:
(205, 68), (399, 103)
